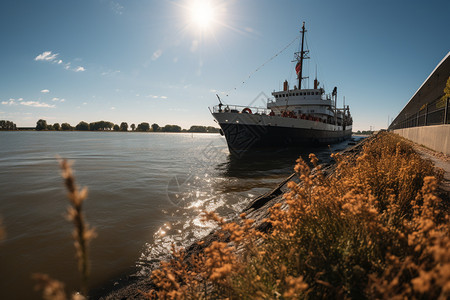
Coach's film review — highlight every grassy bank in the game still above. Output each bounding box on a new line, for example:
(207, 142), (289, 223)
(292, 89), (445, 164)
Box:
(144, 132), (449, 299)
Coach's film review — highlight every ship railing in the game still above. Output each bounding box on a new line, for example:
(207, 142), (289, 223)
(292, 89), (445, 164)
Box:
(211, 104), (272, 115)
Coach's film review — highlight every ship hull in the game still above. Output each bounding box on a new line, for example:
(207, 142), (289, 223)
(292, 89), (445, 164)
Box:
(213, 112), (352, 156)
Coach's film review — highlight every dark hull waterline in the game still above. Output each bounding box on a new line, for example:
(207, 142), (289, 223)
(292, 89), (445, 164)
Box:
(219, 123), (352, 156)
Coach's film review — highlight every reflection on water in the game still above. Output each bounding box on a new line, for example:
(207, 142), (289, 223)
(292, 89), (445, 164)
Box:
(219, 146), (319, 178)
(217, 137), (358, 179)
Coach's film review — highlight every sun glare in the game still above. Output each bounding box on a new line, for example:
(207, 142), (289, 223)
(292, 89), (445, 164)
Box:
(189, 0), (215, 30)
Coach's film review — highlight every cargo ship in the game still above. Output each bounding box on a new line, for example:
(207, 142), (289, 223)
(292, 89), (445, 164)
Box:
(210, 23), (352, 156)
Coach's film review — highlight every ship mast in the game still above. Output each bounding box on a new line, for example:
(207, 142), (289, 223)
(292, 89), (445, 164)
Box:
(293, 22), (309, 89)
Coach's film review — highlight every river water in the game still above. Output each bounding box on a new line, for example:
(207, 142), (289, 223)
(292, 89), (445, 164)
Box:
(0, 131), (357, 299)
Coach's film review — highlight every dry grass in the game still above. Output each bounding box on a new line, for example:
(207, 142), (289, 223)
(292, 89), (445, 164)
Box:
(144, 132), (449, 299)
(59, 159), (96, 293)
(33, 159), (96, 300)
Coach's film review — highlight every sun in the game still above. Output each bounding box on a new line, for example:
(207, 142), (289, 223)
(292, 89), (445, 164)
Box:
(189, 0), (216, 31)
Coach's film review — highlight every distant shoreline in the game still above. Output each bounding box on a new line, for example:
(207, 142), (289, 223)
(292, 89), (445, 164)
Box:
(6, 129), (371, 136)
(5, 129), (222, 133)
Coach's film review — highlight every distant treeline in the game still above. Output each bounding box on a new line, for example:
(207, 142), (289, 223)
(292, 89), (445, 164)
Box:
(0, 120), (17, 130)
(32, 119), (220, 133)
(354, 130), (375, 135)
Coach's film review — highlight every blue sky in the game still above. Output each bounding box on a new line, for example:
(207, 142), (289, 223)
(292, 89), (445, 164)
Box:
(0, 0), (449, 131)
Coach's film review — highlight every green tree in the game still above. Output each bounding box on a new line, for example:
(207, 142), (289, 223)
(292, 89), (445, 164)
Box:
(206, 126), (220, 133)
(131, 123), (136, 131)
(61, 123), (72, 131)
(96, 121), (106, 130)
(53, 123), (60, 131)
(151, 123), (160, 132)
(36, 119), (47, 131)
(162, 124), (181, 132)
(120, 122), (128, 131)
(0, 120), (17, 130)
(188, 125), (207, 133)
(76, 121), (90, 131)
(113, 124), (120, 131)
(88, 121), (114, 131)
(136, 122), (150, 132)
(442, 76), (450, 101)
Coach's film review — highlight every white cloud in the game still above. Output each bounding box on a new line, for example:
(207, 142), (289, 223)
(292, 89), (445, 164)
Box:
(110, 106), (116, 110)
(35, 51), (58, 61)
(17, 98), (23, 101)
(101, 70), (120, 76)
(152, 49), (163, 61)
(20, 101), (55, 108)
(146, 94), (167, 99)
(60, 98), (65, 102)
(1, 100), (16, 106)
(52, 97), (59, 101)
(41, 89), (50, 93)
(35, 52), (87, 73)
(110, 1), (124, 15)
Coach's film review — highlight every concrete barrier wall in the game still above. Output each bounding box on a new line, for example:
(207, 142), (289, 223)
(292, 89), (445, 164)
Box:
(393, 125), (450, 155)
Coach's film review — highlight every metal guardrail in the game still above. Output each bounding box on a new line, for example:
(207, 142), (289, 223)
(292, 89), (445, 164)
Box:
(211, 105), (272, 115)
(390, 97), (449, 130)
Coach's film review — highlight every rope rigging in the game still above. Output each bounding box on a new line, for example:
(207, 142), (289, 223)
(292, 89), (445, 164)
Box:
(223, 34), (300, 97)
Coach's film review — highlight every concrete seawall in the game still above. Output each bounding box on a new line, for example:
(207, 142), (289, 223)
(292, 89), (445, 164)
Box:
(393, 124), (450, 155)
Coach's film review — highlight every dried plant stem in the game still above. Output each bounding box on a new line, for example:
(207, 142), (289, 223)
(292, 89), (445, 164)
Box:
(59, 159), (96, 296)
